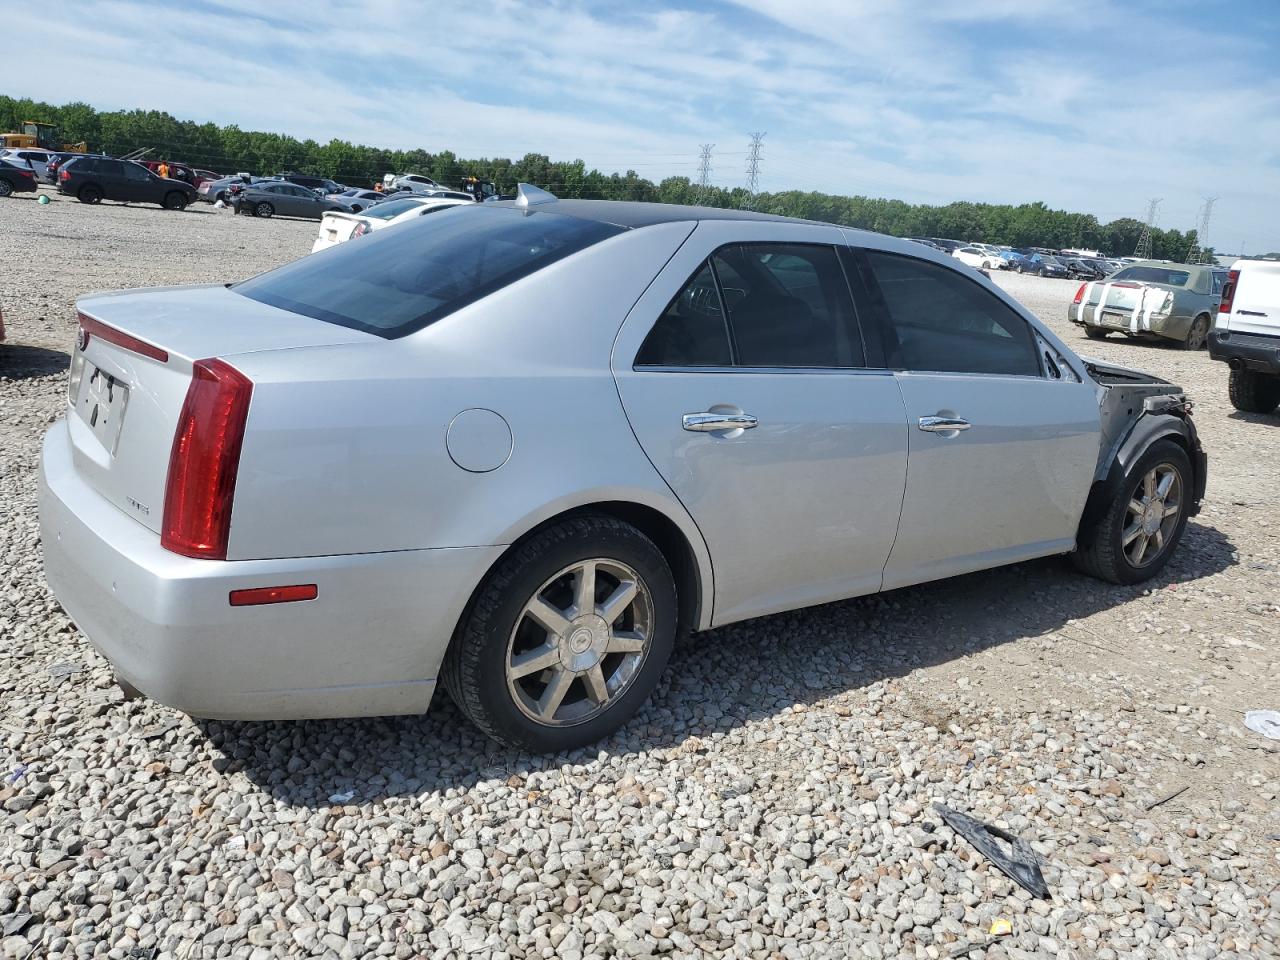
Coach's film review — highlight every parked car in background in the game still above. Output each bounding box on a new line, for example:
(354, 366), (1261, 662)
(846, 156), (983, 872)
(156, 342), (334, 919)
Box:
(0, 147), (56, 180)
(40, 188), (1205, 752)
(0, 157), (39, 197)
(325, 188), (386, 213)
(384, 173), (444, 194)
(929, 238), (964, 253)
(1062, 258), (1105, 281)
(1069, 260), (1226, 349)
(198, 174), (256, 205)
(57, 156), (197, 209)
(44, 153), (83, 184)
(278, 171), (344, 194)
(311, 195), (473, 252)
(1017, 254), (1070, 279)
(952, 246), (1001, 271)
(141, 160), (196, 186)
(906, 238), (944, 251)
(1209, 259), (1280, 414)
(192, 169), (221, 187)
(233, 180), (346, 219)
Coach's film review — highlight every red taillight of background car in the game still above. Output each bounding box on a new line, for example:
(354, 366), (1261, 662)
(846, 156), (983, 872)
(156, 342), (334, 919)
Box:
(1072, 283), (1087, 304)
(1219, 269), (1239, 314)
(351, 221), (368, 238)
(59, 168), (70, 182)
(161, 359), (254, 560)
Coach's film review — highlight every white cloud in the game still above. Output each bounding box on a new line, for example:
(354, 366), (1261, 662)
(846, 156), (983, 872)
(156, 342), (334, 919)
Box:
(2, 0), (1276, 250)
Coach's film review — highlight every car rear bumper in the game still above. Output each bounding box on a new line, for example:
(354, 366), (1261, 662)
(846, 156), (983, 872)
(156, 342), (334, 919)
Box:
(1209, 329), (1280, 373)
(39, 420), (502, 721)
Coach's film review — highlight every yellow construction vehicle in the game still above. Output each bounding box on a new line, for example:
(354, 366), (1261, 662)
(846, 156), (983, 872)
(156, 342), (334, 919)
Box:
(0, 121), (88, 153)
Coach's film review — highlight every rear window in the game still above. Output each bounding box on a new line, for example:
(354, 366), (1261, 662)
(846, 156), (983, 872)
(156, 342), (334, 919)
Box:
(363, 197), (430, 220)
(234, 205), (624, 338)
(1112, 266), (1190, 286)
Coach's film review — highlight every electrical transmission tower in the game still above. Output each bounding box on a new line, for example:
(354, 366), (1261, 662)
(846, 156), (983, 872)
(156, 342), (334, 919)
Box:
(696, 144), (714, 205)
(744, 132), (766, 208)
(1186, 197), (1218, 264)
(1134, 198), (1162, 259)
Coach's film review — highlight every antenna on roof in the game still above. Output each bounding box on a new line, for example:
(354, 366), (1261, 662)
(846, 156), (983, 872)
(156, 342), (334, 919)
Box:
(514, 183), (557, 211)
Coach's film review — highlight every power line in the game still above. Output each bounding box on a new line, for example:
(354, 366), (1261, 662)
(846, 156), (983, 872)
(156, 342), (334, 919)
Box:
(743, 132), (765, 208)
(696, 143), (714, 205)
(1134, 198), (1161, 259)
(1186, 196), (1218, 264)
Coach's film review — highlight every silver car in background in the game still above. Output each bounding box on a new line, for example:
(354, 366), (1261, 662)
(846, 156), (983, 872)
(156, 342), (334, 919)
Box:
(39, 186), (1206, 752)
(1069, 260), (1227, 349)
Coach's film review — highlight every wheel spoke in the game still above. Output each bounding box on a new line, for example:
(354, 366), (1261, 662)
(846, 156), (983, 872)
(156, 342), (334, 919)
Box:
(599, 580), (638, 625)
(1128, 498), (1146, 518)
(1163, 502), (1180, 518)
(536, 667), (574, 720)
(583, 665), (610, 704)
(1130, 532), (1150, 563)
(509, 644), (561, 679)
(607, 630), (646, 654)
(1122, 522), (1143, 547)
(1152, 528), (1165, 553)
(525, 597), (571, 637)
(1143, 471), (1157, 499)
(573, 561), (597, 617)
(1156, 469), (1175, 499)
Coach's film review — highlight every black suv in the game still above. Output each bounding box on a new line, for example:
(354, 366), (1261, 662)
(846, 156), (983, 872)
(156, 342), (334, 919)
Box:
(57, 156), (198, 209)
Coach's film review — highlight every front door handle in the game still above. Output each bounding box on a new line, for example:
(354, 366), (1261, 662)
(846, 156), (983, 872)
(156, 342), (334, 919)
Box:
(683, 412), (758, 432)
(918, 416), (971, 433)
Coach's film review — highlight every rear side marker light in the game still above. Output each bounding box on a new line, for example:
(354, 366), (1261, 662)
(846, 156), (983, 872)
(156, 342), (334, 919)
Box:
(78, 312), (169, 363)
(229, 584), (318, 606)
(1219, 269), (1239, 314)
(162, 359), (253, 560)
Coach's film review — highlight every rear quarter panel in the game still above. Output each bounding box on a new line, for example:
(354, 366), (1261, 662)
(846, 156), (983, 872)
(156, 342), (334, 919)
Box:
(225, 222), (713, 595)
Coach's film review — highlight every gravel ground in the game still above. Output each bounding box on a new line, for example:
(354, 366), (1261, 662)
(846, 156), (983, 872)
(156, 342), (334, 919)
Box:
(1, 190), (1278, 959)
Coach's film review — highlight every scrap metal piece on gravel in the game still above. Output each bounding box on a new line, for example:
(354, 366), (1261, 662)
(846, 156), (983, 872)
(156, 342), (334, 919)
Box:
(933, 802), (1051, 899)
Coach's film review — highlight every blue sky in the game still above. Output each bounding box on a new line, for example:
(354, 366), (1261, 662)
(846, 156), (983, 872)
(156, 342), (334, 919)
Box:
(7, 0), (1279, 251)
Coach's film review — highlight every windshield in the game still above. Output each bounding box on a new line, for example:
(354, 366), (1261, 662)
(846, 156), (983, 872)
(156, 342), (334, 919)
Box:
(235, 205), (624, 338)
(1112, 266), (1191, 286)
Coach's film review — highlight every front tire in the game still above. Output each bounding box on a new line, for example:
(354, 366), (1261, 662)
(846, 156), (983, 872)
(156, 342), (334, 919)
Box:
(1072, 440), (1192, 585)
(78, 185), (102, 204)
(1182, 314), (1210, 351)
(254, 201), (274, 218)
(162, 191), (187, 211)
(442, 515), (677, 753)
(1228, 368), (1280, 414)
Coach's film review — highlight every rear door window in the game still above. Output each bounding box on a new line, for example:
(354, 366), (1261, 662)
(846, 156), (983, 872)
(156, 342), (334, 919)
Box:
(862, 250), (1041, 377)
(635, 262), (733, 367)
(235, 206), (624, 338)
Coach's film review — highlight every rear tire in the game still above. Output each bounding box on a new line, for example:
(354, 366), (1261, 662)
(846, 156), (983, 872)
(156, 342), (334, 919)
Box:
(1072, 440), (1192, 585)
(78, 185), (102, 204)
(442, 515), (677, 753)
(1228, 368), (1280, 414)
(162, 191), (187, 211)
(0, 179), (13, 198)
(1084, 326), (1109, 340)
(254, 202), (273, 218)
(1182, 314), (1210, 351)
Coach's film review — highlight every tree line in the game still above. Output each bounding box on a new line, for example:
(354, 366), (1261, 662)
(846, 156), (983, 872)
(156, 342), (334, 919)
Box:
(2, 95), (1215, 261)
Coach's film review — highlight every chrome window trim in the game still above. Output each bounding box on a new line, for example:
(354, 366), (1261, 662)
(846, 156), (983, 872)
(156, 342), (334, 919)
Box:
(631, 364), (895, 376)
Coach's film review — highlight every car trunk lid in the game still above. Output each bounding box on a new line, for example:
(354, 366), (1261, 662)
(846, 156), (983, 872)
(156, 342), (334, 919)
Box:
(1080, 280), (1172, 331)
(65, 284), (375, 535)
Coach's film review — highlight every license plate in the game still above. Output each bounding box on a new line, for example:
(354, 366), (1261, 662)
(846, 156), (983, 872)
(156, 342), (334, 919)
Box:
(75, 364), (129, 455)
(1101, 310), (1129, 329)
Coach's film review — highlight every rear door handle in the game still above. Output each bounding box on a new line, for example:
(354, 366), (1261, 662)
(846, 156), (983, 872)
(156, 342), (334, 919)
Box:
(683, 412), (758, 432)
(918, 416), (970, 433)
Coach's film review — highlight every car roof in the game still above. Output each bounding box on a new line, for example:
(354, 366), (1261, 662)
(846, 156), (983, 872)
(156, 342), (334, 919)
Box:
(485, 197), (820, 230)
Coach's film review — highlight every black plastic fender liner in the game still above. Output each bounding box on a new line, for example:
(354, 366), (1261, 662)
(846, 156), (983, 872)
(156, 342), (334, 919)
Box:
(933, 803), (1051, 899)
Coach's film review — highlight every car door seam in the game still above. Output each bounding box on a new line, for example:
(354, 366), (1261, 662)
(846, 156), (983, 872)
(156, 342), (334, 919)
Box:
(877, 372), (913, 591)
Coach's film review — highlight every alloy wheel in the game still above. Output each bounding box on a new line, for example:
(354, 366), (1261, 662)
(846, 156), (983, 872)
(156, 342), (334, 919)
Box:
(1185, 317), (1209, 350)
(1122, 464), (1182, 567)
(506, 558), (653, 726)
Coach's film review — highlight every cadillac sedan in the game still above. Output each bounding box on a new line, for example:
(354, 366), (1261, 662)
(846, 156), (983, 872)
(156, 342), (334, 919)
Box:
(40, 186), (1206, 752)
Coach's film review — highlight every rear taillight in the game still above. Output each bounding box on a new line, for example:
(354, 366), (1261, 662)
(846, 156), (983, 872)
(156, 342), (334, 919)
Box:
(59, 168), (70, 181)
(161, 359), (253, 560)
(1072, 283), (1087, 304)
(1219, 269), (1239, 314)
(351, 221), (368, 238)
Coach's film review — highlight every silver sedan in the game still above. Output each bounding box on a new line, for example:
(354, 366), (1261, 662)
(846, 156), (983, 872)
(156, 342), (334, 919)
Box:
(39, 186), (1207, 752)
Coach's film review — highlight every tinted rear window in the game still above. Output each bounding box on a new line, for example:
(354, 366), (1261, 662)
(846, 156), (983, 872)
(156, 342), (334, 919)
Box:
(1112, 266), (1190, 286)
(234, 206), (625, 338)
(363, 197), (431, 219)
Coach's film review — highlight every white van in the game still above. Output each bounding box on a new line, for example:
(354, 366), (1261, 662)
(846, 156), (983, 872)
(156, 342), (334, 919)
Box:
(1210, 259), (1280, 414)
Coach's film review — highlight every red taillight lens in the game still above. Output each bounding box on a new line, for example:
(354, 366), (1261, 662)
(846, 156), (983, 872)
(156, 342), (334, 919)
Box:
(229, 584), (317, 606)
(351, 221), (368, 238)
(1072, 282), (1087, 304)
(59, 168), (70, 181)
(1219, 269), (1239, 314)
(78, 312), (169, 363)
(161, 359), (253, 560)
